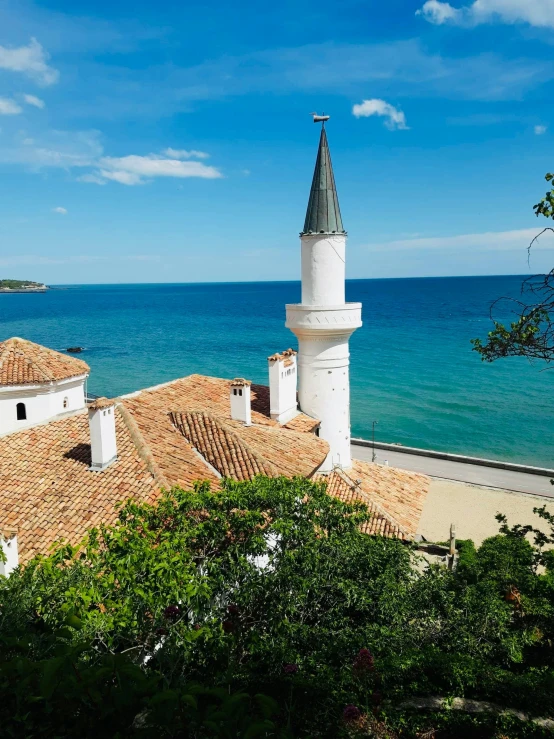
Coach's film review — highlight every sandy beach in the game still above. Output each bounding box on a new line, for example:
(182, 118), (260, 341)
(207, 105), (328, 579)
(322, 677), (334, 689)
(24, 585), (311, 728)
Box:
(418, 478), (554, 545)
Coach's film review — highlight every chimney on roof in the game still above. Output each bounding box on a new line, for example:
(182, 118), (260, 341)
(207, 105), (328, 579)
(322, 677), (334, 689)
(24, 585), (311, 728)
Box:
(88, 397), (117, 471)
(230, 379), (252, 426)
(268, 349), (298, 424)
(0, 532), (18, 577)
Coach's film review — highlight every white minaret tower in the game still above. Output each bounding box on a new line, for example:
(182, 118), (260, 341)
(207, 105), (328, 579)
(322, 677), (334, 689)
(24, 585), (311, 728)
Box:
(286, 120), (362, 471)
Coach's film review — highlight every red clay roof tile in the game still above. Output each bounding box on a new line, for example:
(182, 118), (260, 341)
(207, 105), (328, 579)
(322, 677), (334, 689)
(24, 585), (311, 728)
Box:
(0, 337), (89, 386)
(0, 368), (429, 564)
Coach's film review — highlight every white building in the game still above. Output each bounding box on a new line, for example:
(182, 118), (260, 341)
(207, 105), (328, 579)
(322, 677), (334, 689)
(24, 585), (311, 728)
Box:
(286, 123), (362, 471)
(0, 125), (430, 575)
(0, 337), (89, 435)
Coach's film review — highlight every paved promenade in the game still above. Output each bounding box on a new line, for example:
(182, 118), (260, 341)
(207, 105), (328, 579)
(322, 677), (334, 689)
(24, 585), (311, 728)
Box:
(351, 442), (554, 497)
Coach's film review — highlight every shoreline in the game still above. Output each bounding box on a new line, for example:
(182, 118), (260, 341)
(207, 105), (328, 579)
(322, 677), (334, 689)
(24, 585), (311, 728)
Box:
(0, 288), (48, 294)
(352, 440), (554, 497)
(352, 438), (554, 478)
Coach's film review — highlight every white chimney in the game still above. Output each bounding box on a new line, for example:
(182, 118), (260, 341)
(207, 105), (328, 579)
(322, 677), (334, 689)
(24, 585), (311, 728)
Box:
(268, 349), (298, 424)
(88, 398), (117, 471)
(0, 532), (19, 577)
(230, 379), (252, 426)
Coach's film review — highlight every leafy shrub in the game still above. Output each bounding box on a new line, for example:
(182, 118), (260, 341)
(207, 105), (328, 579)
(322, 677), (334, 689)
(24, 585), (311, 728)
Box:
(1, 476), (554, 736)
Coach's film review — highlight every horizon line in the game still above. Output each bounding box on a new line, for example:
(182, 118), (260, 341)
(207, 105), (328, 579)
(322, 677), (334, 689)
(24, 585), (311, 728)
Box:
(24, 272), (543, 288)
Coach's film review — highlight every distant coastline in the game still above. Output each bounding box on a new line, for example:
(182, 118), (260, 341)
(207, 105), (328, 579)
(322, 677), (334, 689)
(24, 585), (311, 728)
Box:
(0, 279), (48, 293)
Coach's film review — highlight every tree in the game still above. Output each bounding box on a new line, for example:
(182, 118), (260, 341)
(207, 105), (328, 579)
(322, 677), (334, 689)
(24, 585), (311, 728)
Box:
(472, 174), (554, 363)
(2, 476), (554, 737)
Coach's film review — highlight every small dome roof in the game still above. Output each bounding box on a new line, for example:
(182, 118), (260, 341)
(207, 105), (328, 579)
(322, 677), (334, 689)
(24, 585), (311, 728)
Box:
(0, 337), (90, 386)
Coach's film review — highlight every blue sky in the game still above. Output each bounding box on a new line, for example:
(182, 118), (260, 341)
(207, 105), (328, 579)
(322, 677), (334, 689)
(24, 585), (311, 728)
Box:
(0, 0), (554, 283)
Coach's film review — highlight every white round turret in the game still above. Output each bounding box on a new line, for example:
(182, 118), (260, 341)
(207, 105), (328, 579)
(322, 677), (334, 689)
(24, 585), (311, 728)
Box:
(301, 233), (346, 306)
(0, 338), (89, 435)
(285, 124), (362, 472)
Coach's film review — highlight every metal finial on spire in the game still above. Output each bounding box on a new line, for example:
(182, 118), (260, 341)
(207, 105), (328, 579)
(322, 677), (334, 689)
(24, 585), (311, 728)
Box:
(302, 118), (344, 235)
(310, 112), (330, 125)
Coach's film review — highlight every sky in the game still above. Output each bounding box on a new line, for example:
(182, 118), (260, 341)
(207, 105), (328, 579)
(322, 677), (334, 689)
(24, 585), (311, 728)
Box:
(0, 0), (554, 283)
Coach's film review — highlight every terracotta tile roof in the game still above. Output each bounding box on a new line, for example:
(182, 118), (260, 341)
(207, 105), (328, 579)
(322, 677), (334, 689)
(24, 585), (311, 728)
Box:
(268, 348), (296, 363)
(349, 459), (428, 537)
(0, 409), (158, 564)
(284, 413), (320, 434)
(88, 397), (115, 410)
(232, 422), (325, 478)
(230, 378), (252, 387)
(316, 461), (428, 540)
(243, 381), (318, 432)
(121, 375), (328, 484)
(171, 411), (278, 480)
(121, 394), (220, 492)
(0, 366), (428, 563)
(0, 337), (89, 386)
(317, 467), (409, 539)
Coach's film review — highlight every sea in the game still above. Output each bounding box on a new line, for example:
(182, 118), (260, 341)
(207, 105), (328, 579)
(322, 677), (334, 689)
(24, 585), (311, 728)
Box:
(0, 276), (552, 468)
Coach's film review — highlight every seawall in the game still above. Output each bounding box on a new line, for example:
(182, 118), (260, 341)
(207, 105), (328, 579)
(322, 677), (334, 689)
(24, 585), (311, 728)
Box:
(352, 438), (554, 479)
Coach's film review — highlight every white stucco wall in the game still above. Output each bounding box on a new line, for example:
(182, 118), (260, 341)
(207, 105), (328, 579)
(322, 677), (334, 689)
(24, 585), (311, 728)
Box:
(301, 233), (346, 306)
(268, 354), (298, 424)
(0, 535), (19, 577)
(230, 383), (252, 426)
(0, 374), (87, 435)
(297, 335), (351, 469)
(286, 300), (362, 472)
(89, 405), (118, 470)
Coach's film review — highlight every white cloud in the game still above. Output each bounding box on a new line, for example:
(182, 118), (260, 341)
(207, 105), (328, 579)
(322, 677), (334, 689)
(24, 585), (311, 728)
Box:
(534, 124), (547, 135)
(94, 153), (222, 185)
(0, 130), (223, 186)
(52, 206), (67, 214)
(99, 169), (143, 186)
(352, 99), (409, 130)
(417, 0), (554, 29)
(367, 228), (554, 252)
(0, 253), (158, 267)
(0, 38), (59, 85)
(0, 98), (22, 115)
(163, 148), (209, 159)
(23, 94), (45, 109)
(416, 0), (461, 23)
(0, 129), (103, 169)
(77, 173), (107, 185)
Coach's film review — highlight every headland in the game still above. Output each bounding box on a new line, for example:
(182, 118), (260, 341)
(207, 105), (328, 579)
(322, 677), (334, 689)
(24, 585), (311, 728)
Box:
(0, 279), (48, 293)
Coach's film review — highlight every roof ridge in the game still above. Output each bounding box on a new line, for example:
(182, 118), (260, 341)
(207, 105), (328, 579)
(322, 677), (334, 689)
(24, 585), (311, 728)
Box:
(117, 402), (171, 490)
(170, 409), (280, 479)
(121, 373), (229, 400)
(332, 467), (409, 538)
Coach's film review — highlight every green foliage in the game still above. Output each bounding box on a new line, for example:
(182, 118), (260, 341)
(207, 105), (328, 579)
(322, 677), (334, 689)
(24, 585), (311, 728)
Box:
(471, 309), (552, 362)
(472, 172), (554, 363)
(0, 278), (44, 289)
(0, 632), (281, 738)
(2, 476), (554, 737)
(534, 173), (554, 220)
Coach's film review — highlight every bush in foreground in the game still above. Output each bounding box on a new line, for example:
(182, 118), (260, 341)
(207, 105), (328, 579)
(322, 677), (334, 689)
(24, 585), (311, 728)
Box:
(1, 476), (554, 737)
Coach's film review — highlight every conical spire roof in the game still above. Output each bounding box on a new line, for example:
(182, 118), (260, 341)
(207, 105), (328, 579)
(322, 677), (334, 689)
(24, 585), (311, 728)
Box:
(302, 126), (345, 235)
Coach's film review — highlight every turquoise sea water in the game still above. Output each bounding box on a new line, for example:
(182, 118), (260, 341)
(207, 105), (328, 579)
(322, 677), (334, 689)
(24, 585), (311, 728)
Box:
(0, 276), (551, 467)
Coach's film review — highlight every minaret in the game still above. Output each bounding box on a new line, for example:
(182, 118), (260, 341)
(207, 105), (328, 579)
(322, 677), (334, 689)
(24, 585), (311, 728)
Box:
(286, 122), (362, 471)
